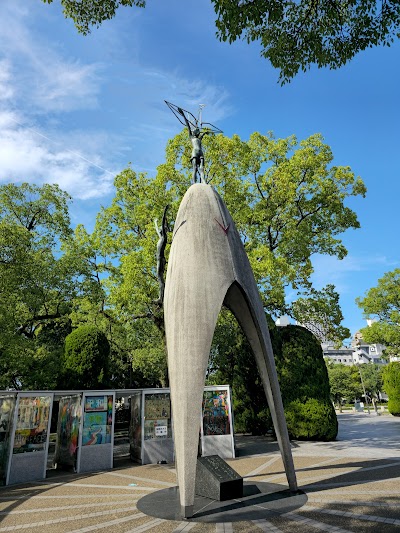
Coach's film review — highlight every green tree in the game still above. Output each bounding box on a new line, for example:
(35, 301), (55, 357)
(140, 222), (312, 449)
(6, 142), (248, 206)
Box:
(87, 130), (364, 386)
(359, 363), (384, 411)
(42, 0), (400, 83)
(207, 309), (274, 435)
(356, 269), (400, 357)
(0, 183), (75, 389)
(62, 224), (137, 388)
(382, 362), (400, 416)
(326, 361), (362, 410)
(82, 130), (364, 385)
(63, 325), (110, 389)
(210, 319), (337, 439)
(213, 0), (400, 83)
(92, 168), (181, 386)
(162, 130), (366, 313)
(291, 284), (350, 346)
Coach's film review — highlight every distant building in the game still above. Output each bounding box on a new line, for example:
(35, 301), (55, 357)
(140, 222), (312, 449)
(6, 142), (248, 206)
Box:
(275, 315), (291, 327)
(351, 332), (386, 365)
(323, 345), (355, 366)
(323, 329), (387, 365)
(276, 317), (393, 365)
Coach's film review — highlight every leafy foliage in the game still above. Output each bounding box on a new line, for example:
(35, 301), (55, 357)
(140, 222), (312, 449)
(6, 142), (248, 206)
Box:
(0, 183), (74, 389)
(292, 284), (350, 345)
(284, 398), (338, 441)
(63, 325), (110, 389)
(276, 325), (338, 439)
(207, 309), (274, 434)
(326, 361), (362, 409)
(42, 0), (400, 83)
(0, 130), (362, 391)
(162, 130), (365, 314)
(213, 0), (400, 83)
(383, 362), (400, 416)
(357, 269), (400, 356)
(77, 130), (361, 388)
(42, 0), (145, 35)
(276, 325), (332, 401)
(359, 363), (383, 400)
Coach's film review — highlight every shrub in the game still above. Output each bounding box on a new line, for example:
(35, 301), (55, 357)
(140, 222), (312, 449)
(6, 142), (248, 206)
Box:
(383, 362), (400, 417)
(210, 313), (337, 440)
(284, 398), (338, 440)
(274, 325), (338, 440)
(63, 325), (110, 389)
(388, 398), (400, 416)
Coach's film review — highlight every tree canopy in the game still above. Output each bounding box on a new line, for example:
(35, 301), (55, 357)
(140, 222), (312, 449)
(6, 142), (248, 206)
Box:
(326, 361), (362, 410)
(0, 183), (75, 389)
(209, 318), (338, 439)
(42, 0), (400, 83)
(292, 284), (350, 345)
(0, 129), (363, 391)
(356, 268), (400, 356)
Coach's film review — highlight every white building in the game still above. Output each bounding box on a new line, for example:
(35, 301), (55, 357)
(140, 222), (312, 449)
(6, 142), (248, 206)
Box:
(351, 332), (386, 365)
(323, 344), (355, 366)
(276, 317), (392, 365)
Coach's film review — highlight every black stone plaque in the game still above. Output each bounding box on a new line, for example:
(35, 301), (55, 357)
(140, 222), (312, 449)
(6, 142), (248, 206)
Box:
(195, 455), (243, 501)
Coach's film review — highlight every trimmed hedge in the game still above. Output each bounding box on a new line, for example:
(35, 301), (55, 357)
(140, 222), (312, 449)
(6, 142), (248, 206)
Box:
(383, 362), (400, 417)
(284, 398), (338, 440)
(63, 325), (110, 389)
(274, 325), (338, 440)
(388, 398), (400, 416)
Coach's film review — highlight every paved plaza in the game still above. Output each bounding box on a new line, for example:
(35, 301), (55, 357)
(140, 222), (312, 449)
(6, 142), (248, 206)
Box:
(1, 413), (400, 532)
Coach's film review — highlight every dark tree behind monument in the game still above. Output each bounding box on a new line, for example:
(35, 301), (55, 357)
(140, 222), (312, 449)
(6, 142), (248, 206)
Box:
(275, 325), (338, 440)
(210, 315), (338, 440)
(63, 325), (110, 389)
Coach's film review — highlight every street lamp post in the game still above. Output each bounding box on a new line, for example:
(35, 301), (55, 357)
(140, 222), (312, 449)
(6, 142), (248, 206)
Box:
(357, 362), (371, 415)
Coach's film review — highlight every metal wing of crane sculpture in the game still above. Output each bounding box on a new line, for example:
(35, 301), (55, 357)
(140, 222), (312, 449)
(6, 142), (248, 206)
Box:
(165, 100), (223, 184)
(165, 101), (223, 134)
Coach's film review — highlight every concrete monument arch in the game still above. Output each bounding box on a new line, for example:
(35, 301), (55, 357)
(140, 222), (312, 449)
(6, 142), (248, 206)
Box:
(164, 183), (297, 518)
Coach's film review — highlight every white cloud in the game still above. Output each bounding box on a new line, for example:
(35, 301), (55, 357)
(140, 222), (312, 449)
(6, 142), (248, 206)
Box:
(32, 61), (100, 113)
(311, 253), (399, 293)
(0, 0), (233, 198)
(0, 3), (101, 113)
(0, 112), (116, 199)
(0, 3), (116, 199)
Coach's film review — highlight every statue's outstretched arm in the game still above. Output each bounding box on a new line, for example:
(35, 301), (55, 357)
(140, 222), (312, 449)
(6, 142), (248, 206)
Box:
(154, 218), (161, 239)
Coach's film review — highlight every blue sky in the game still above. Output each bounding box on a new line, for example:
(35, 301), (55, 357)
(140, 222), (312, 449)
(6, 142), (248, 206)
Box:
(1, 0), (399, 340)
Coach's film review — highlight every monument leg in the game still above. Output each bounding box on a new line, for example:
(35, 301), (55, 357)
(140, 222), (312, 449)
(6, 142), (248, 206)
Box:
(224, 283), (297, 491)
(165, 281), (226, 517)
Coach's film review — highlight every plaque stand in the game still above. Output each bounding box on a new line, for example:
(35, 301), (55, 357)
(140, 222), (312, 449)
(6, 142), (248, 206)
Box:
(195, 455), (243, 502)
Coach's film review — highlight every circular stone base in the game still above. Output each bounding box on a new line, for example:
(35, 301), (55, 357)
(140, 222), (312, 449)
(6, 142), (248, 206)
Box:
(137, 481), (307, 522)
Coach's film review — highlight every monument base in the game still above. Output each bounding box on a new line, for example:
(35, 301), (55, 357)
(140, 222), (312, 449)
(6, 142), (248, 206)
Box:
(137, 481), (306, 522)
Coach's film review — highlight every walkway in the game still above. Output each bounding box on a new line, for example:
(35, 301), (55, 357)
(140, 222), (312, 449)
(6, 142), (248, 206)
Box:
(1, 413), (400, 532)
